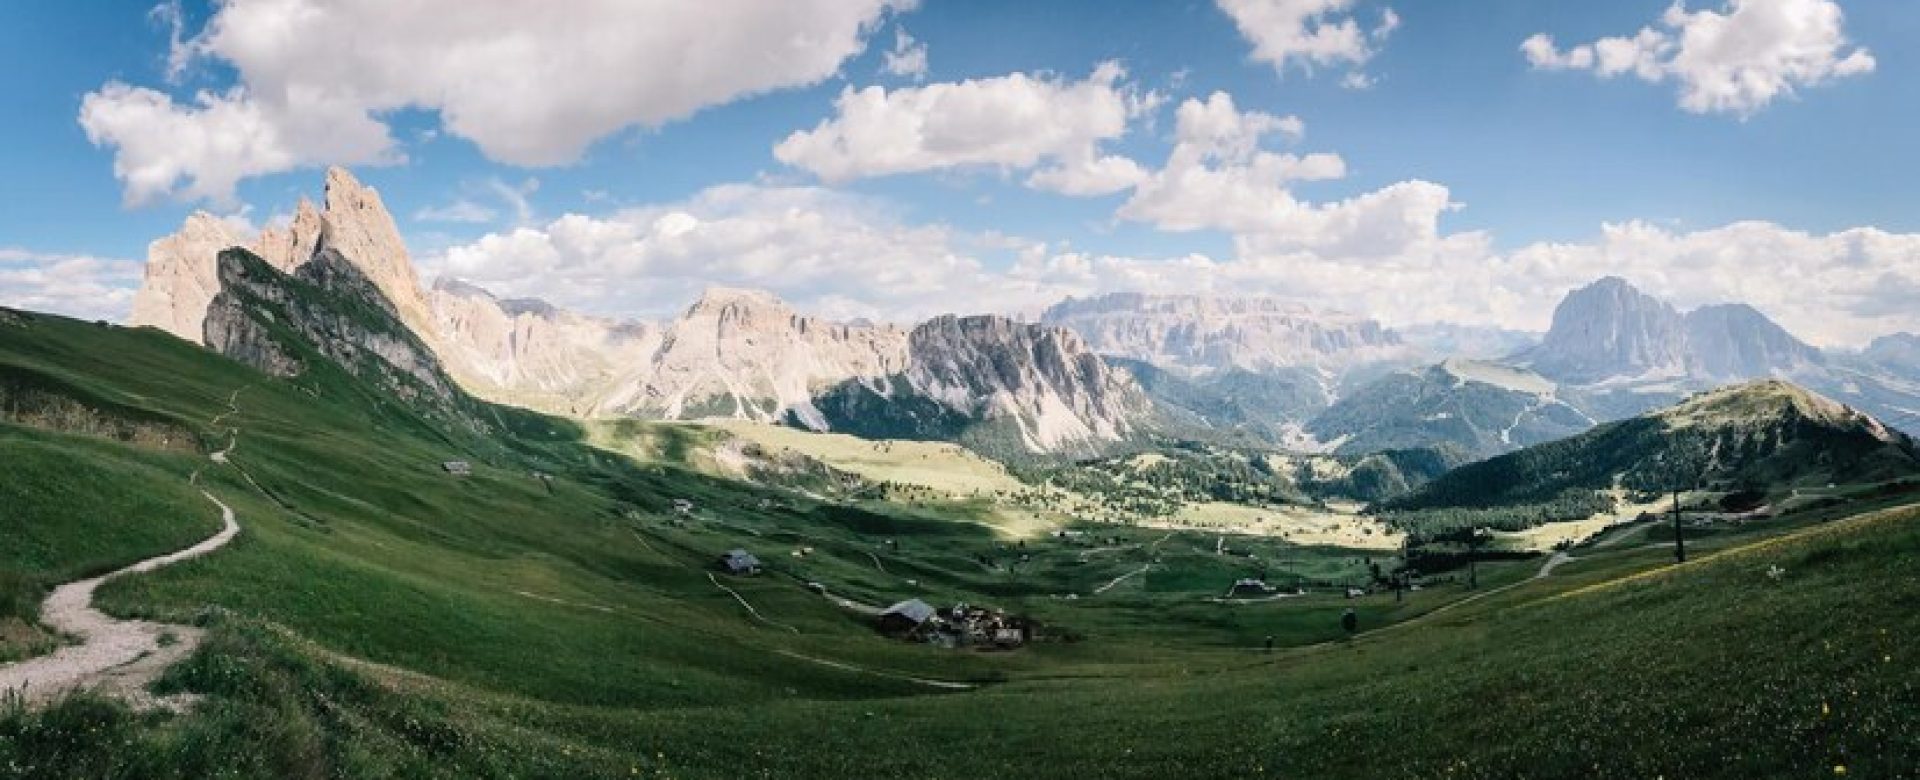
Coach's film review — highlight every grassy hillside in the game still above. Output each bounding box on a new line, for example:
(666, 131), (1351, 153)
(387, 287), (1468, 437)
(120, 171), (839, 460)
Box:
(1383, 381), (1920, 539)
(3, 307), (1917, 777)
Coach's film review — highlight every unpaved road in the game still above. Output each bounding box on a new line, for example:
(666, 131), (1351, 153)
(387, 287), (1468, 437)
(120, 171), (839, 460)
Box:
(0, 389), (245, 709)
(0, 490), (238, 709)
(1093, 563), (1151, 595)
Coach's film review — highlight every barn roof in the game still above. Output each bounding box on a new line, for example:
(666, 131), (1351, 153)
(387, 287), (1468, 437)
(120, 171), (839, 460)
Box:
(881, 598), (936, 624)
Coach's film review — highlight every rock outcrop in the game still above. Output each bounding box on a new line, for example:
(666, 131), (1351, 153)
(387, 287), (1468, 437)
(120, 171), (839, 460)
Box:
(131, 168), (440, 349)
(1516, 277), (1693, 384)
(595, 287), (909, 426)
(430, 279), (661, 416)
(905, 314), (1153, 452)
(128, 214), (249, 344)
(205, 246), (463, 411)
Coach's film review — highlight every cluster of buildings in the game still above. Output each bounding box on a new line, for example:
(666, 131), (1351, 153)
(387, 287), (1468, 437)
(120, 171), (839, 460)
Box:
(877, 599), (1028, 650)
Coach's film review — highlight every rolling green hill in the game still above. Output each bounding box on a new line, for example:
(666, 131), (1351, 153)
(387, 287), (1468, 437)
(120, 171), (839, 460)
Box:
(1383, 381), (1920, 538)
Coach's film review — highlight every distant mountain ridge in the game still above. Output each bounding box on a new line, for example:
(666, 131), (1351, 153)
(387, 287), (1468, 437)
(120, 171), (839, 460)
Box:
(1515, 276), (1824, 384)
(1041, 292), (1412, 376)
(124, 169), (1920, 461)
(130, 168), (1155, 456)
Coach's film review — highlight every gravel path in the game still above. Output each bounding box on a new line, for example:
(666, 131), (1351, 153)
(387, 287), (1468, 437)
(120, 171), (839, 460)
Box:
(0, 490), (238, 709)
(0, 388), (245, 710)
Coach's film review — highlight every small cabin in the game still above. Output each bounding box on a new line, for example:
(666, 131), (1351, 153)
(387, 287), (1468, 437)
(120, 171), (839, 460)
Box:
(718, 548), (761, 575)
(877, 598), (937, 635)
(441, 461), (473, 477)
(1231, 578), (1274, 597)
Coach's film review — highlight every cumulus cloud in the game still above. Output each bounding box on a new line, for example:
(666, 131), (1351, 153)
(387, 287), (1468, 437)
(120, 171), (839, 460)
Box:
(774, 62), (1158, 194)
(1021, 220), (1920, 348)
(1216, 0), (1398, 80)
(424, 176), (1920, 346)
(881, 28), (930, 80)
(1522, 0), (1874, 116)
(426, 184), (1086, 322)
(0, 250), (144, 322)
(81, 0), (910, 204)
(1117, 92), (1455, 259)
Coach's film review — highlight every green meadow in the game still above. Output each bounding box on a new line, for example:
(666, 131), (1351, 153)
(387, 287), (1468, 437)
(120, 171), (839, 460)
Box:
(2, 309), (1916, 778)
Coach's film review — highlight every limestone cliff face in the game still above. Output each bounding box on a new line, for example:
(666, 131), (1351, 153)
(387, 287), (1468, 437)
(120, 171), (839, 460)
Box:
(128, 214), (249, 344)
(902, 315), (1153, 452)
(131, 168), (436, 346)
(204, 246), (462, 410)
(429, 279), (662, 416)
(595, 287), (909, 425)
(126, 167), (1162, 453)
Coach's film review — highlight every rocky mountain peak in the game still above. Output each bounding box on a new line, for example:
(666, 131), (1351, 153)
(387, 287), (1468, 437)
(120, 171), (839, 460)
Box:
(127, 212), (249, 344)
(1683, 303), (1823, 379)
(905, 314), (1152, 452)
(131, 167), (435, 349)
(1522, 276), (1690, 383)
(1522, 277), (1828, 386)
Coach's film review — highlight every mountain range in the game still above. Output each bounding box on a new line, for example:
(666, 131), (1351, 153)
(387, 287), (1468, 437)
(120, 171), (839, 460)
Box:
(130, 168), (1920, 463)
(133, 168), (1154, 457)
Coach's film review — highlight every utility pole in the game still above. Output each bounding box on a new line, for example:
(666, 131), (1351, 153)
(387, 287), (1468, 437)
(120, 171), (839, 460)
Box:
(1671, 488), (1687, 564)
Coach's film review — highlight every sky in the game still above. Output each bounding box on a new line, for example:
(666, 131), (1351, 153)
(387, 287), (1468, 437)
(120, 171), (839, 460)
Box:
(1, 0), (1917, 347)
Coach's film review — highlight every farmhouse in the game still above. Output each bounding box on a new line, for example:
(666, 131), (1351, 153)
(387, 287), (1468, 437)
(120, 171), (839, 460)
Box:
(441, 461), (472, 476)
(718, 548), (761, 575)
(878, 599), (936, 635)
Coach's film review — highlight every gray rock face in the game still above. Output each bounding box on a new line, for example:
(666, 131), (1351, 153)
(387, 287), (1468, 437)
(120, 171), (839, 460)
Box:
(129, 214), (249, 344)
(903, 314), (1152, 452)
(1040, 292), (1409, 375)
(429, 278), (662, 417)
(205, 246), (460, 409)
(594, 287), (909, 426)
(1521, 277), (1824, 384)
(1520, 277), (1692, 384)
(1684, 304), (1824, 379)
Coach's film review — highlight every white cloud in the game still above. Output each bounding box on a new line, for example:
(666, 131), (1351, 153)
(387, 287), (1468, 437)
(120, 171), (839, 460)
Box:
(427, 184), (1085, 322)
(1216, 0), (1398, 79)
(82, 0), (911, 205)
(78, 83), (391, 208)
(774, 61), (1158, 194)
(1116, 91), (1455, 259)
(0, 250), (144, 322)
(423, 178), (1920, 346)
(1523, 0), (1874, 116)
(881, 28), (930, 80)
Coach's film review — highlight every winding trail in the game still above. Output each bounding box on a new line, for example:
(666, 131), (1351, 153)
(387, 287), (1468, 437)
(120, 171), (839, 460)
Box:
(773, 649), (976, 690)
(706, 573), (800, 634)
(1093, 563), (1152, 595)
(1535, 551), (1577, 579)
(0, 389), (246, 710)
(0, 492), (238, 709)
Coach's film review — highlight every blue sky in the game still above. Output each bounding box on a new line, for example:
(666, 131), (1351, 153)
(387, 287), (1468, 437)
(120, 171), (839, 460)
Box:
(2, 0), (1916, 345)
